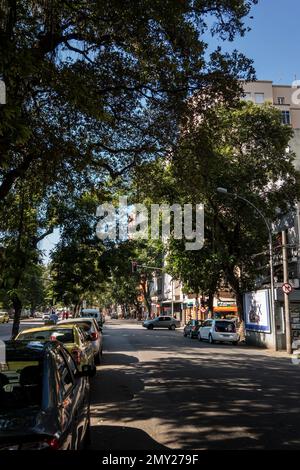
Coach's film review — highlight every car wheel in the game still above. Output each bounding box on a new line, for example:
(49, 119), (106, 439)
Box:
(183, 331), (187, 337)
(232, 341), (238, 346)
(148, 324), (154, 330)
(170, 324), (176, 330)
(208, 334), (214, 344)
(198, 333), (202, 342)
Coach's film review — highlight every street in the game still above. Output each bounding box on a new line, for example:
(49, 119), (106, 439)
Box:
(1, 318), (300, 450)
(90, 319), (300, 450)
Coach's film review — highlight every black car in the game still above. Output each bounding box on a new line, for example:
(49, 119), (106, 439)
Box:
(183, 319), (203, 338)
(0, 340), (90, 450)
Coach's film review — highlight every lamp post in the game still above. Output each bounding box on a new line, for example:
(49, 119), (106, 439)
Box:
(216, 187), (277, 350)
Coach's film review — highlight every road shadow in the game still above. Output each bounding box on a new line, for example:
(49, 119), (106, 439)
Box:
(91, 352), (300, 450)
(90, 425), (169, 450)
(91, 368), (144, 404)
(101, 352), (139, 366)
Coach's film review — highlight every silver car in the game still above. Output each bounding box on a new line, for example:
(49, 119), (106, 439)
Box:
(198, 319), (239, 345)
(58, 317), (103, 364)
(142, 316), (180, 330)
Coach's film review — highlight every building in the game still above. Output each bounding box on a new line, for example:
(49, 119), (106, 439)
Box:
(242, 80), (300, 350)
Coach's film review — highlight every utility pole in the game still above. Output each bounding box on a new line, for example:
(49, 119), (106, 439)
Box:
(171, 278), (174, 318)
(282, 230), (292, 354)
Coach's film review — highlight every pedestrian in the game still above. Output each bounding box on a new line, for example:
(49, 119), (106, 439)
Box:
(49, 310), (58, 324)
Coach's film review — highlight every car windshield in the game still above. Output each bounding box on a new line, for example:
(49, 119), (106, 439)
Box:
(18, 329), (74, 343)
(214, 321), (236, 333)
(81, 312), (98, 318)
(0, 357), (43, 411)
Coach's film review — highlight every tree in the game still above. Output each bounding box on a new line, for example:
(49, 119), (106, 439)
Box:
(169, 101), (300, 317)
(50, 192), (105, 314)
(0, 0), (257, 202)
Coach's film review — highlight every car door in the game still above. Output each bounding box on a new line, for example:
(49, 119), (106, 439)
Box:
(77, 328), (94, 368)
(157, 317), (165, 328)
(60, 348), (90, 449)
(200, 320), (212, 339)
(53, 350), (78, 449)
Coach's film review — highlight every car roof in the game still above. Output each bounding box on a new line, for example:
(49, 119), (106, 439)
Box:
(18, 324), (79, 335)
(4, 340), (61, 359)
(58, 318), (93, 324)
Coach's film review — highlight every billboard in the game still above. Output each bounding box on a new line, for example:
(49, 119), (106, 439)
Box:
(244, 289), (271, 333)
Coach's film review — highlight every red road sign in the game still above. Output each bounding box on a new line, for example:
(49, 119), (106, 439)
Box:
(282, 282), (293, 295)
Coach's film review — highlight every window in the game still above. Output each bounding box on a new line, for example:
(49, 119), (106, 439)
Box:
(214, 321), (236, 333)
(255, 93), (264, 104)
(243, 92), (252, 101)
(56, 352), (74, 399)
(277, 97), (285, 105)
(281, 111), (291, 125)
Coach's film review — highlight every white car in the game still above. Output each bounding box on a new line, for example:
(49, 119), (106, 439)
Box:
(198, 319), (239, 345)
(80, 308), (104, 328)
(58, 317), (103, 364)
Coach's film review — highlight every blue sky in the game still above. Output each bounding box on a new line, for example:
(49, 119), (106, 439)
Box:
(209, 0), (300, 84)
(40, 1), (299, 262)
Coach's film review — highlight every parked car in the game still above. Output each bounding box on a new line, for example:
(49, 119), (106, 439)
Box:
(198, 319), (239, 345)
(15, 324), (96, 376)
(80, 308), (104, 328)
(0, 312), (9, 324)
(183, 319), (203, 338)
(142, 316), (180, 330)
(0, 340), (90, 450)
(58, 318), (103, 365)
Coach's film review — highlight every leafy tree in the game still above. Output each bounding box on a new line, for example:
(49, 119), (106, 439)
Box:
(169, 101), (300, 317)
(0, 0), (256, 202)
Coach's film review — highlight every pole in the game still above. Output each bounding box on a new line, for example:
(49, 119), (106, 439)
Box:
(282, 230), (292, 354)
(171, 277), (174, 318)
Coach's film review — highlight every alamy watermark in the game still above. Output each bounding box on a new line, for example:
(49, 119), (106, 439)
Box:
(96, 197), (204, 251)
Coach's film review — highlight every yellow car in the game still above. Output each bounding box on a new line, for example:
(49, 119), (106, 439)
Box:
(15, 324), (96, 376)
(0, 311), (9, 323)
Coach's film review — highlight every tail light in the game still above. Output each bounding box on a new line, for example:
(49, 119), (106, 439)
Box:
(192, 326), (197, 331)
(20, 437), (60, 450)
(71, 348), (81, 364)
(45, 437), (60, 450)
(90, 332), (98, 340)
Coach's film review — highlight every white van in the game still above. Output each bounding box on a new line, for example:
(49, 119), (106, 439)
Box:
(80, 308), (104, 328)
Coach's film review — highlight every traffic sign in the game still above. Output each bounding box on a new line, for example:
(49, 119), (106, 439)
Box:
(282, 282), (293, 295)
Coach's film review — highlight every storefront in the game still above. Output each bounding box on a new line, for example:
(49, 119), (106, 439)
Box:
(161, 301), (183, 323)
(213, 305), (238, 320)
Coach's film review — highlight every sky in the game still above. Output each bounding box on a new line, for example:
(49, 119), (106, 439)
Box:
(210, 0), (300, 84)
(40, 0), (300, 262)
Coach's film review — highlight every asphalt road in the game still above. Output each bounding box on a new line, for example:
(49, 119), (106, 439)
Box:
(90, 319), (300, 450)
(1, 318), (300, 450)
(0, 319), (44, 341)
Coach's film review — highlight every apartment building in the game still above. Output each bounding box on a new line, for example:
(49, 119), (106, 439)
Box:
(243, 80), (300, 170)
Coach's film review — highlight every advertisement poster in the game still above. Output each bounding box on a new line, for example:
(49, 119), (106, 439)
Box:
(244, 289), (271, 333)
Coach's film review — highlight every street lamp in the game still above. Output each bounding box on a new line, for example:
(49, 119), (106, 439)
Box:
(216, 187), (277, 350)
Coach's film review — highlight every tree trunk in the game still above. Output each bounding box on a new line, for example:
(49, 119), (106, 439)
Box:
(208, 290), (214, 317)
(11, 294), (22, 339)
